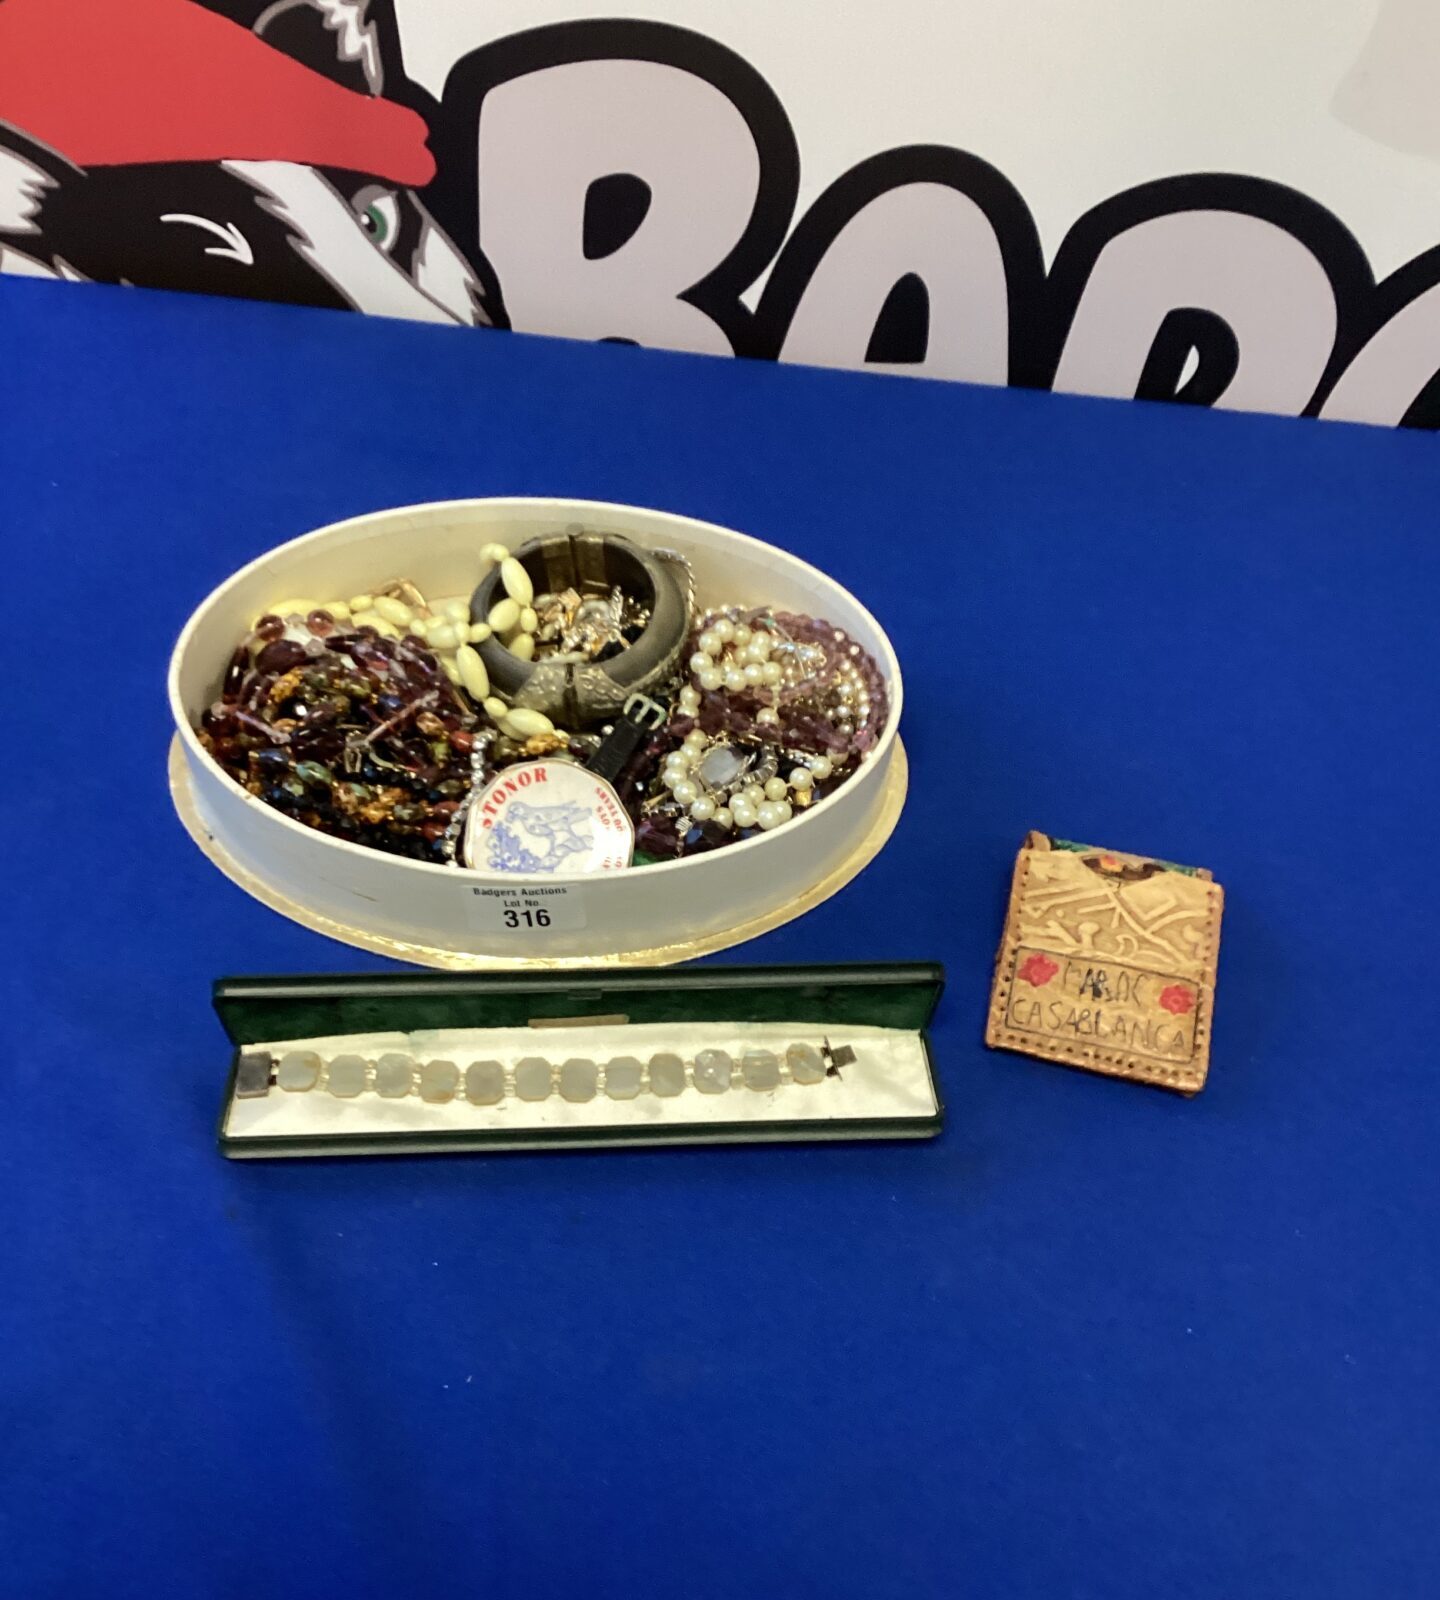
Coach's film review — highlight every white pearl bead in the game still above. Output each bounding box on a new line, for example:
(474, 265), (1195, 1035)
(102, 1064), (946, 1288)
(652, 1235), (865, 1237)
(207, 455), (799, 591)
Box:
(743, 663), (764, 685)
(714, 619), (735, 643)
(809, 755), (834, 780)
(756, 802), (783, 830)
(714, 807), (733, 829)
(500, 557), (533, 606)
(690, 796), (716, 821)
(698, 667), (723, 691)
(488, 597), (520, 633)
(723, 667), (747, 692)
(683, 729), (707, 750)
(456, 644), (489, 701)
(698, 630), (722, 657)
(504, 707), (554, 738)
(743, 784), (765, 807)
(672, 779), (699, 805)
(733, 624), (752, 647)
(762, 661), (782, 684)
(764, 777), (788, 801)
(750, 633), (772, 659)
(775, 801), (793, 823)
(678, 687), (701, 712)
(756, 707), (780, 726)
(790, 768), (814, 791)
(730, 798), (757, 828)
(690, 652), (712, 674)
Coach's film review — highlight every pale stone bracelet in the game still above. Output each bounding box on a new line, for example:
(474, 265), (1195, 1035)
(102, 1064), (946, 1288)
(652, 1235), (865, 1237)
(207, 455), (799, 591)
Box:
(236, 1041), (856, 1106)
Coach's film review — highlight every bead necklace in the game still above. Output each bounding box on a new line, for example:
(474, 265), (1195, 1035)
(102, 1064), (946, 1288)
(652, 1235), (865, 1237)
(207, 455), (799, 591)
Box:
(238, 1040), (856, 1105)
(655, 727), (834, 833)
(680, 608), (887, 760)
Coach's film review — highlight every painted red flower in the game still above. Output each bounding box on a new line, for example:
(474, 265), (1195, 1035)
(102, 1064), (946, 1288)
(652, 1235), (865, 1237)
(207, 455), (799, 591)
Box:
(1159, 984), (1194, 1015)
(1018, 952), (1059, 987)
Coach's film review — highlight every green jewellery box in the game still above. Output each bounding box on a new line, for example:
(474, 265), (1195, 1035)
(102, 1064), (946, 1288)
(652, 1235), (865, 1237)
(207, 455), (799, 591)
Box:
(215, 963), (945, 1159)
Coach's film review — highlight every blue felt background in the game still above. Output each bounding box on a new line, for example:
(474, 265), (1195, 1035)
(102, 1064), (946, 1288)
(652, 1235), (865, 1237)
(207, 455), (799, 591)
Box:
(2, 277), (1437, 1599)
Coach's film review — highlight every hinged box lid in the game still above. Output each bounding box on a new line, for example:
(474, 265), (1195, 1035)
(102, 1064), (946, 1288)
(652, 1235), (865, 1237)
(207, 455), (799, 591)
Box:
(215, 962), (944, 1158)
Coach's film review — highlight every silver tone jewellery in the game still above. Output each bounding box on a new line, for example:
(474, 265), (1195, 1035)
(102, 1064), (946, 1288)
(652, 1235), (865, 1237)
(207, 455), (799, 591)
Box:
(237, 1040), (857, 1105)
(469, 530), (692, 724)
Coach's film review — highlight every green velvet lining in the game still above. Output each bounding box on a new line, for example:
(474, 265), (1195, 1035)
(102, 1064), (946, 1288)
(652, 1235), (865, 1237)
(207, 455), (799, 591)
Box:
(215, 963), (944, 1046)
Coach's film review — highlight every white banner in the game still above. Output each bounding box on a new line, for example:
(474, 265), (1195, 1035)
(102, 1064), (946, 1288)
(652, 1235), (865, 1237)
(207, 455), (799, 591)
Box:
(3, 0), (1439, 425)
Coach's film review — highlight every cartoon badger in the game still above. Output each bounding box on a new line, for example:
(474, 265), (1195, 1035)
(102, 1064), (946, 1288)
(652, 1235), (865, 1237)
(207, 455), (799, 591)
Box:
(0, 0), (499, 326)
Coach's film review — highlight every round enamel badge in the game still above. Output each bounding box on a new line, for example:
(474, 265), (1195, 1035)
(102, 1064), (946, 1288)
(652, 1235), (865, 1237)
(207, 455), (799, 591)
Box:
(461, 760), (634, 874)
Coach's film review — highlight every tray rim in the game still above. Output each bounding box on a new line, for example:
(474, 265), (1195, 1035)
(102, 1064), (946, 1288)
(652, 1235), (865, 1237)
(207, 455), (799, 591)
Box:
(169, 734), (909, 970)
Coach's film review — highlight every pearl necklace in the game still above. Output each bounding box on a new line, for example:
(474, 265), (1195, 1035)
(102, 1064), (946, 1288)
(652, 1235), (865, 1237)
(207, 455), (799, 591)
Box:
(657, 726), (832, 833)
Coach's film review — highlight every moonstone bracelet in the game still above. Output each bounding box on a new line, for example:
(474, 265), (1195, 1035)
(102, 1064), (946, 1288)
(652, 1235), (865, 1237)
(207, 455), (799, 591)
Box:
(236, 1041), (855, 1105)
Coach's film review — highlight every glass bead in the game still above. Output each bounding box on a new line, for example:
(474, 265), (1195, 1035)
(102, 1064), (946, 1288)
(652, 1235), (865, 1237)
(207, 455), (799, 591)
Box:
(648, 1053), (686, 1097)
(276, 1051), (321, 1092)
(741, 1050), (781, 1091)
(693, 1049), (733, 1093)
(256, 638), (307, 674)
(787, 1043), (826, 1084)
(419, 1059), (460, 1103)
(515, 1058), (553, 1101)
(605, 1057), (643, 1100)
(222, 646), (250, 702)
(325, 1054), (367, 1098)
(464, 1061), (505, 1105)
(374, 1053), (414, 1097)
(698, 745), (746, 790)
(559, 1059), (599, 1103)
